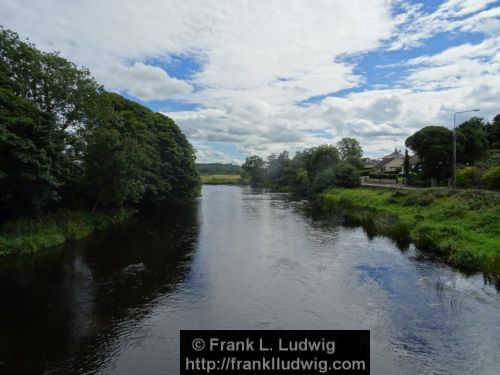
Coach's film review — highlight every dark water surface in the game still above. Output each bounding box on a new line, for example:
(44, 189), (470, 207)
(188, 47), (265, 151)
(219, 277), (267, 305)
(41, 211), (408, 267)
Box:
(0, 185), (499, 374)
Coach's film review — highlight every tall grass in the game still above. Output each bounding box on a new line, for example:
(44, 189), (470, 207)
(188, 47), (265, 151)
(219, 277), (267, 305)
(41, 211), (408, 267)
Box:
(0, 209), (135, 256)
(201, 174), (241, 185)
(321, 187), (500, 279)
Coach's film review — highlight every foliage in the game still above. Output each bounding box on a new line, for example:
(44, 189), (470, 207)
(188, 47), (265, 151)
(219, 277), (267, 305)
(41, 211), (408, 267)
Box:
(405, 126), (453, 179)
(0, 61), (66, 216)
(83, 93), (200, 210)
(456, 166), (475, 188)
(486, 114), (500, 150)
(456, 117), (488, 164)
(486, 150), (500, 166)
(0, 209), (134, 256)
(404, 149), (410, 179)
(0, 27), (200, 222)
(0, 28), (102, 132)
(484, 166), (500, 190)
(337, 137), (363, 167)
(197, 163), (241, 175)
(241, 155), (266, 187)
(241, 143), (361, 196)
(321, 188), (500, 278)
(332, 162), (361, 187)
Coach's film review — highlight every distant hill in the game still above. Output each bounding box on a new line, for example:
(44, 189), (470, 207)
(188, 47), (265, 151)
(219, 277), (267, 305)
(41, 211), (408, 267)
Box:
(197, 163), (241, 175)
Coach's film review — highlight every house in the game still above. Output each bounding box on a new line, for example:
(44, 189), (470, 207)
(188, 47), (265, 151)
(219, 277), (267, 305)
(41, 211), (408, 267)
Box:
(376, 149), (404, 172)
(361, 158), (378, 171)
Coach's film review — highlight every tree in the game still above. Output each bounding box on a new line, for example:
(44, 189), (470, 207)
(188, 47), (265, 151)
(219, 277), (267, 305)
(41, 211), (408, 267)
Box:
(0, 28), (102, 132)
(456, 117), (488, 164)
(405, 126), (453, 179)
(404, 149), (410, 180)
(305, 144), (340, 182)
(337, 137), (363, 166)
(0, 61), (65, 216)
(487, 114), (500, 150)
(83, 93), (200, 209)
(242, 155), (265, 187)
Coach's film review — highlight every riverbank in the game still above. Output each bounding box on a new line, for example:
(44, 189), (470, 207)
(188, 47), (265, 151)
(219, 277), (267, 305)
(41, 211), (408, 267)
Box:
(320, 187), (500, 279)
(0, 209), (135, 257)
(201, 174), (241, 185)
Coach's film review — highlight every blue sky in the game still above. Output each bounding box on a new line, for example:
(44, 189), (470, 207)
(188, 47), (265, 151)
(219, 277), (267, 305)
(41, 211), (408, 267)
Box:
(1, 0), (499, 162)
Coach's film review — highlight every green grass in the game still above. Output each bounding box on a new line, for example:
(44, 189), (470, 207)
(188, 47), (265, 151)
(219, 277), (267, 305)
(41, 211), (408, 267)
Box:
(321, 187), (500, 279)
(201, 174), (241, 185)
(0, 209), (135, 257)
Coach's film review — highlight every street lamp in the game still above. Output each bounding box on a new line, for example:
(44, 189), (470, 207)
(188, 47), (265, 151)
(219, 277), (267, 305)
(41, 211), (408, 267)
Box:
(453, 109), (480, 188)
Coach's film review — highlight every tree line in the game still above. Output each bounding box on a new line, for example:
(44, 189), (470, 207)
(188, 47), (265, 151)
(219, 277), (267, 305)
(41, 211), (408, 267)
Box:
(406, 118), (500, 188)
(242, 116), (500, 194)
(241, 138), (363, 197)
(0, 28), (200, 219)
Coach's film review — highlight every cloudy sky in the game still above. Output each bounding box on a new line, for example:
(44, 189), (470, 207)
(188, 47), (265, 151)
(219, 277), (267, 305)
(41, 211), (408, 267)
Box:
(1, 0), (499, 163)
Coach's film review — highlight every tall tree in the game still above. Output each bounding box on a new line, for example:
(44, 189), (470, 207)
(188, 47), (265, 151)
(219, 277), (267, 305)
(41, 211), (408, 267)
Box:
(403, 149), (410, 180)
(405, 126), (453, 179)
(487, 114), (500, 150)
(456, 117), (488, 164)
(305, 144), (340, 182)
(337, 137), (363, 166)
(242, 155), (265, 187)
(0, 61), (65, 216)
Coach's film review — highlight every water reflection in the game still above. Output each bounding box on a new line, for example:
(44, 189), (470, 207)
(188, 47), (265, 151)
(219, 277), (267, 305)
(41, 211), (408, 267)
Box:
(0, 186), (499, 375)
(0, 203), (200, 374)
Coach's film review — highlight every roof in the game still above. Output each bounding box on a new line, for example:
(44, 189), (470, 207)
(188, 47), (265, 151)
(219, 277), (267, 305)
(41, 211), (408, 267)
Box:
(376, 156), (400, 167)
(382, 149), (404, 159)
(362, 158), (378, 168)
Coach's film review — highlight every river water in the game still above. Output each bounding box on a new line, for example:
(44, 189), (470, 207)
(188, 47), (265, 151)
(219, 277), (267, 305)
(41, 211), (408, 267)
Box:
(0, 185), (499, 374)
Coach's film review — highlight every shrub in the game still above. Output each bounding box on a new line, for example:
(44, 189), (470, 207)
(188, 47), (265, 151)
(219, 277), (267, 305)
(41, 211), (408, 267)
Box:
(484, 166), (500, 190)
(456, 166), (474, 187)
(312, 167), (337, 195)
(334, 163), (361, 187)
(369, 173), (398, 180)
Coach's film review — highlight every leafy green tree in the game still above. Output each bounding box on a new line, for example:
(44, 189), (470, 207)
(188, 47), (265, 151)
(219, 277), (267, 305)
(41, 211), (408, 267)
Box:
(484, 166), (500, 189)
(487, 114), (500, 150)
(456, 117), (488, 164)
(403, 149), (410, 180)
(0, 62), (65, 216)
(0, 28), (102, 132)
(333, 162), (361, 187)
(405, 126), (453, 179)
(148, 111), (200, 204)
(337, 137), (363, 167)
(83, 120), (147, 210)
(83, 93), (200, 209)
(305, 144), (340, 182)
(242, 155), (265, 187)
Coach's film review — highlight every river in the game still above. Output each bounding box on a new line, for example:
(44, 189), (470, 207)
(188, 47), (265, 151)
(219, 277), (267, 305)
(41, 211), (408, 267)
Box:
(0, 185), (499, 374)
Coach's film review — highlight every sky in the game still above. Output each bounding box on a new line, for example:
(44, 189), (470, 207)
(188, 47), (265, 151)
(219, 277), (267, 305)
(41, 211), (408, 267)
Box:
(1, 0), (499, 163)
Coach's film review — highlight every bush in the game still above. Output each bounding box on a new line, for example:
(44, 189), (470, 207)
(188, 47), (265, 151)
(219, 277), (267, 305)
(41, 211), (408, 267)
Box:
(334, 163), (361, 187)
(369, 173), (398, 180)
(486, 150), (500, 166)
(456, 166), (474, 187)
(312, 167), (336, 195)
(484, 166), (500, 190)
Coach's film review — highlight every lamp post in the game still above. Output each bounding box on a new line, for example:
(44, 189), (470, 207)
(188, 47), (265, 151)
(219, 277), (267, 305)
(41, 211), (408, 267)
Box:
(453, 109), (479, 188)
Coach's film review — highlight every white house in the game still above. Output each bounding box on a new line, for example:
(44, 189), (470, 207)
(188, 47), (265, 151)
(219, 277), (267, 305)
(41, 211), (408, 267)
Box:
(376, 149), (404, 172)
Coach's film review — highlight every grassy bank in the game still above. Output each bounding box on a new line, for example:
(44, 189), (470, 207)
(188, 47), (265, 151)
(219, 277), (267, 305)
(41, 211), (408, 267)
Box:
(0, 209), (135, 257)
(201, 174), (241, 185)
(320, 187), (500, 279)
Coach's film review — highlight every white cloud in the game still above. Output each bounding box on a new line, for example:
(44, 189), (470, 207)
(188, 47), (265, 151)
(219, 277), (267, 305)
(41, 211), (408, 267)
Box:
(1, 0), (499, 161)
(100, 62), (193, 100)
